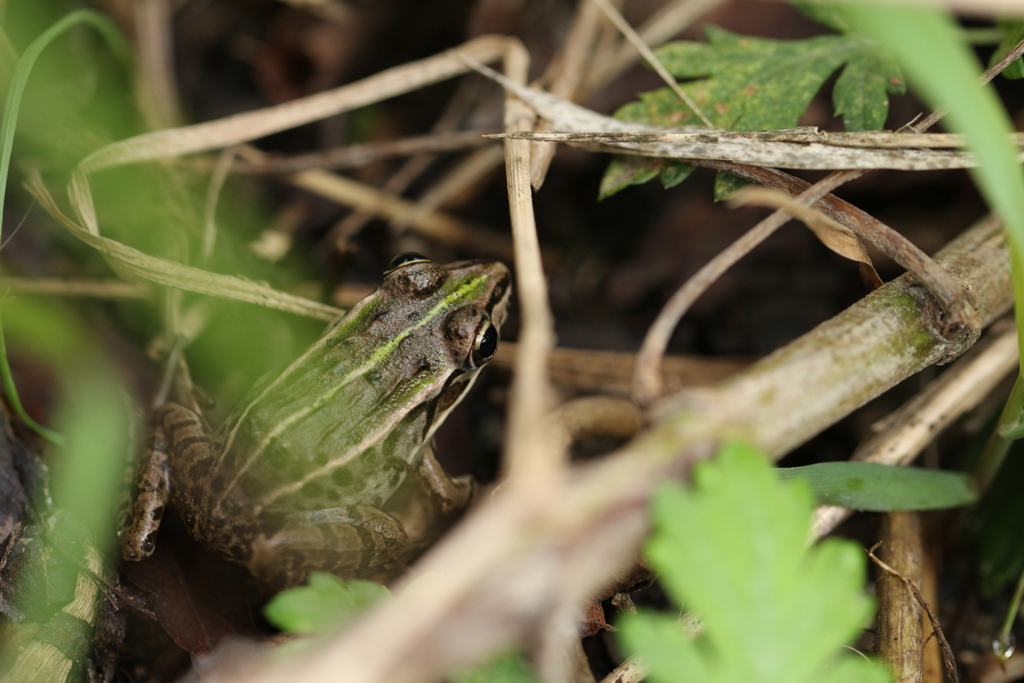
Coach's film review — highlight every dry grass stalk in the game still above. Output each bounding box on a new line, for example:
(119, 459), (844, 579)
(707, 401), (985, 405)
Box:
(870, 540), (959, 683)
(876, 513), (927, 683)
(77, 35), (519, 173)
(588, 0), (713, 128)
(492, 344), (746, 394)
(321, 80), (489, 250)
(133, 0), (181, 130)
(497, 42), (564, 488)
(585, 0), (727, 90)
(388, 145), (507, 236)
(500, 129), (1024, 170)
(529, 0), (609, 188)
(279, 155), (519, 261)
(229, 130), (495, 175)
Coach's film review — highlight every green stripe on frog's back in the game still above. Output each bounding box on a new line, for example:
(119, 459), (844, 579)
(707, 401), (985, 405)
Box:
(249, 361), (457, 511)
(217, 272), (491, 508)
(214, 291), (383, 471)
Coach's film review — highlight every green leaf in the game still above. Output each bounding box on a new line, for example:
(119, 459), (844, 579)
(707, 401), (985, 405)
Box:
(263, 573), (388, 635)
(833, 52), (905, 131)
(451, 652), (539, 683)
(989, 21), (1024, 80)
(619, 442), (891, 683)
(601, 20), (901, 197)
(713, 172), (748, 202)
(650, 27), (858, 131)
(660, 161), (694, 189)
(778, 462), (976, 511)
(598, 155), (663, 200)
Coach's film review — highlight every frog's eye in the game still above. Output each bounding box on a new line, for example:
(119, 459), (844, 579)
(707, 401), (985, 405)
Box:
(389, 252), (431, 269)
(471, 321), (499, 368)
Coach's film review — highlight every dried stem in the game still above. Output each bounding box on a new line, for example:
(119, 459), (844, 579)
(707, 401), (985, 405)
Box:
(875, 513), (926, 683)
(499, 42), (563, 488)
(869, 541), (959, 683)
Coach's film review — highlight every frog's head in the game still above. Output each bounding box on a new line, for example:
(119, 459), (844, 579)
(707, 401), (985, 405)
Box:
(363, 252), (513, 442)
(381, 252), (511, 368)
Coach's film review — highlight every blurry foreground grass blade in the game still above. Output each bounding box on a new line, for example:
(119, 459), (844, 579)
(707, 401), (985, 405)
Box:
(0, 10), (127, 443)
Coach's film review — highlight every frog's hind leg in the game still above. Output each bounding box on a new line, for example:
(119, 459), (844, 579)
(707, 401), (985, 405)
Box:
(417, 446), (475, 515)
(378, 445), (476, 575)
(122, 404), (215, 561)
(122, 425), (171, 561)
(248, 506), (407, 587)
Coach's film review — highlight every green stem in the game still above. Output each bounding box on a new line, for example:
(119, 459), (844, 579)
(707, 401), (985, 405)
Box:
(996, 564), (1024, 659)
(0, 317), (62, 444)
(973, 371), (1024, 494)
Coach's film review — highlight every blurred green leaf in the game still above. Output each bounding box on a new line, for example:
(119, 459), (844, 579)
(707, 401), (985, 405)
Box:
(264, 573), (389, 635)
(0, 296), (131, 678)
(451, 652), (539, 683)
(2, 297), (131, 551)
(618, 442), (890, 683)
(779, 462), (976, 511)
(0, 9), (127, 444)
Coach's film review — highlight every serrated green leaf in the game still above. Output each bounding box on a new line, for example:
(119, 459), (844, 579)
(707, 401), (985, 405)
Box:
(620, 442), (890, 683)
(263, 573), (388, 635)
(603, 20), (902, 194)
(450, 652), (539, 683)
(834, 52), (905, 131)
(651, 27), (864, 131)
(598, 155), (664, 199)
(989, 22), (1024, 80)
(779, 462), (976, 511)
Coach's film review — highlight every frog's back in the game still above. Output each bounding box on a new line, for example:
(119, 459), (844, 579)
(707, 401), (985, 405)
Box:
(212, 290), (465, 514)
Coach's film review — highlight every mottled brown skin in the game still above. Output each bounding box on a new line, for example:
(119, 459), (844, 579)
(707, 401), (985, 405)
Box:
(123, 257), (511, 587)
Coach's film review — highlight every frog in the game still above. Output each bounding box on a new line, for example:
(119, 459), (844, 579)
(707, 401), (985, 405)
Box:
(121, 253), (512, 587)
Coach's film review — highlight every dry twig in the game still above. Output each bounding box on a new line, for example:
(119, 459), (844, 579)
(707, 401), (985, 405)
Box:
(869, 542), (959, 683)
